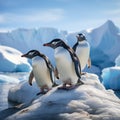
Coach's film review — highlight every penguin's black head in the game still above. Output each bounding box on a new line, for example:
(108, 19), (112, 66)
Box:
(21, 50), (41, 59)
(76, 33), (86, 42)
(43, 39), (66, 49)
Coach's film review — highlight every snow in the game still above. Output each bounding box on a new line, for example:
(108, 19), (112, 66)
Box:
(5, 73), (120, 120)
(8, 80), (39, 104)
(102, 67), (120, 90)
(0, 45), (31, 72)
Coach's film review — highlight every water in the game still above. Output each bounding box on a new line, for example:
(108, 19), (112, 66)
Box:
(0, 72), (29, 112)
(0, 84), (16, 111)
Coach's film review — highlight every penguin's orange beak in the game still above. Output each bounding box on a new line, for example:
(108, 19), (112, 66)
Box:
(43, 43), (51, 47)
(21, 54), (27, 57)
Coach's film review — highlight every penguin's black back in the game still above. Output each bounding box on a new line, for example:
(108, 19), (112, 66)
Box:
(40, 54), (54, 84)
(72, 42), (78, 51)
(62, 43), (81, 79)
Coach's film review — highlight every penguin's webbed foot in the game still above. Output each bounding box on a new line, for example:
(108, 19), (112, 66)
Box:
(52, 83), (58, 87)
(76, 79), (84, 86)
(37, 85), (52, 95)
(58, 86), (67, 90)
(58, 83), (68, 90)
(81, 72), (86, 75)
(29, 82), (32, 86)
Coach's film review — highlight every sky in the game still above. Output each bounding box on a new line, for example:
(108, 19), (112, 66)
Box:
(0, 0), (120, 32)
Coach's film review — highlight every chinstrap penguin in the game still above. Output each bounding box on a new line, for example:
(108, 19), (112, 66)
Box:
(73, 33), (91, 73)
(21, 50), (56, 95)
(43, 39), (84, 90)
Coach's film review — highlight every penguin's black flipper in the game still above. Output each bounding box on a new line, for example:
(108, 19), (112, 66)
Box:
(54, 67), (59, 79)
(43, 55), (55, 84)
(67, 47), (84, 85)
(76, 79), (84, 86)
(72, 42), (78, 51)
(28, 70), (34, 86)
(68, 48), (81, 79)
(87, 57), (91, 68)
(74, 57), (81, 78)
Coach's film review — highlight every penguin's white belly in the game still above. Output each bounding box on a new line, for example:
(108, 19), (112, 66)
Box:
(55, 48), (78, 85)
(76, 46), (90, 70)
(32, 57), (52, 89)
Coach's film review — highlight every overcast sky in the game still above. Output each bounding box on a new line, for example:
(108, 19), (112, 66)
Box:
(0, 0), (120, 32)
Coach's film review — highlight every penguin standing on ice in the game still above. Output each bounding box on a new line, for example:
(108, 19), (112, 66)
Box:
(73, 33), (91, 72)
(43, 39), (84, 90)
(21, 50), (56, 95)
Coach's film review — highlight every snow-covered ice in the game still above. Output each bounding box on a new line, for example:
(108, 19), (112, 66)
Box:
(102, 67), (120, 90)
(5, 73), (120, 120)
(0, 45), (31, 72)
(8, 80), (39, 104)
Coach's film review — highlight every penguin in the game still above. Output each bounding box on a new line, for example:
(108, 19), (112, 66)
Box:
(73, 33), (91, 73)
(43, 39), (84, 90)
(21, 50), (56, 95)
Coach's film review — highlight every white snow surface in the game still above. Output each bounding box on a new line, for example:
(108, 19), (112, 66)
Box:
(6, 73), (120, 120)
(0, 45), (31, 72)
(8, 80), (39, 104)
(102, 66), (120, 90)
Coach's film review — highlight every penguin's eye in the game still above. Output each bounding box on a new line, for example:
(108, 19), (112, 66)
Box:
(80, 35), (84, 38)
(52, 42), (57, 45)
(29, 52), (35, 56)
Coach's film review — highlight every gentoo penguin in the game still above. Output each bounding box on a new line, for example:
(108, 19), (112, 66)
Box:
(73, 33), (91, 72)
(21, 50), (56, 95)
(43, 39), (84, 90)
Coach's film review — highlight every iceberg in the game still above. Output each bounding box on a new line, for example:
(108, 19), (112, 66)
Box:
(8, 80), (39, 104)
(0, 45), (32, 72)
(102, 67), (120, 90)
(86, 20), (120, 69)
(115, 54), (120, 66)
